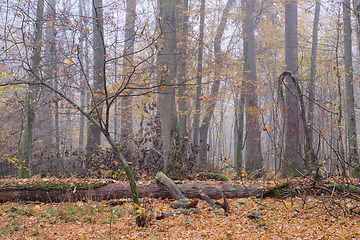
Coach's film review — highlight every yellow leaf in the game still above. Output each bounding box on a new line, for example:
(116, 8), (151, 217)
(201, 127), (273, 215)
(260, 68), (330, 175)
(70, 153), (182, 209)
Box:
(66, 58), (73, 65)
(1, 72), (7, 77)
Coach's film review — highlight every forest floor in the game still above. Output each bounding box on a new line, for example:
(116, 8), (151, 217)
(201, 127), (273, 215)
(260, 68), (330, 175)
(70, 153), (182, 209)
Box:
(0, 179), (360, 239)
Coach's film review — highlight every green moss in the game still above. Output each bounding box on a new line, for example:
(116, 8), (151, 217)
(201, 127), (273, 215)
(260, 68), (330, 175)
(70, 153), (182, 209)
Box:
(329, 182), (360, 193)
(0, 179), (110, 191)
(198, 172), (231, 181)
(260, 182), (290, 198)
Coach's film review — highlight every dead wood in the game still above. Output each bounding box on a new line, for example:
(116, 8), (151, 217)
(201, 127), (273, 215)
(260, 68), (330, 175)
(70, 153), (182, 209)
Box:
(0, 181), (260, 203)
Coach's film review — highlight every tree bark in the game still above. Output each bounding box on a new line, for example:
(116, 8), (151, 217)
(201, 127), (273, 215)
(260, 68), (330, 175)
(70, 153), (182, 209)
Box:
(19, 0), (45, 178)
(86, 0), (105, 151)
(158, 0), (185, 178)
(120, 0), (136, 142)
(193, 0), (206, 146)
(307, 0), (320, 149)
(343, 0), (360, 177)
(282, 0), (304, 177)
(307, 0), (320, 170)
(39, 0), (57, 152)
(242, 0), (263, 174)
(0, 182), (260, 202)
(78, 0), (88, 150)
(177, 0), (189, 138)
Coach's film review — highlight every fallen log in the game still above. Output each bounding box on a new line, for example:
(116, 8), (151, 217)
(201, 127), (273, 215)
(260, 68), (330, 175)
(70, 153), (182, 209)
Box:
(0, 181), (260, 203)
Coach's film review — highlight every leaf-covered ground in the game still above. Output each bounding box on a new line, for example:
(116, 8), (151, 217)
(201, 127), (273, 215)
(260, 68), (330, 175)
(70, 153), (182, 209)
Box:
(1, 194), (359, 239)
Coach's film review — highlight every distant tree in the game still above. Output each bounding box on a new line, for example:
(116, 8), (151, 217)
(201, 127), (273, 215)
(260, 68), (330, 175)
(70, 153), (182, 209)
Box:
(198, 0), (235, 167)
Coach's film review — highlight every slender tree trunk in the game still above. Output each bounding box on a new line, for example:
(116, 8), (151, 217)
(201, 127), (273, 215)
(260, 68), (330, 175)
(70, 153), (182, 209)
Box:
(234, 93), (245, 177)
(335, 8), (346, 174)
(343, 0), (360, 177)
(198, 0), (235, 167)
(40, 0), (58, 152)
(354, 0), (360, 54)
(19, 0), (45, 178)
(78, 0), (87, 150)
(158, 0), (185, 178)
(86, 0), (105, 151)
(307, 0), (320, 149)
(177, 0), (189, 138)
(121, 0), (136, 142)
(242, 0), (263, 174)
(282, 0), (303, 177)
(193, 0), (205, 146)
(306, 0), (320, 170)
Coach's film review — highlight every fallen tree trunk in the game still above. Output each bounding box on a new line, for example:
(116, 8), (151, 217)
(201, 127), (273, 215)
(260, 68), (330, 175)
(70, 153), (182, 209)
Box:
(0, 182), (260, 203)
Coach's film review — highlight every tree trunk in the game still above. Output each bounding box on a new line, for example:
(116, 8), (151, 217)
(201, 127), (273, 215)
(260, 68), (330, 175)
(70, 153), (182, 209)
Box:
(158, 0), (185, 178)
(192, 0), (205, 146)
(39, 0), (58, 152)
(86, 0), (105, 151)
(177, 0), (189, 138)
(198, 0), (235, 167)
(307, 0), (320, 169)
(282, 0), (303, 177)
(0, 182), (260, 202)
(242, 0), (263, 174)
(343, 0), (360, 177)
(234, 92), (245, 176)
(120, 0), (136, 142)
(19, 0), (45, 178)
(78, 0), (88, 150)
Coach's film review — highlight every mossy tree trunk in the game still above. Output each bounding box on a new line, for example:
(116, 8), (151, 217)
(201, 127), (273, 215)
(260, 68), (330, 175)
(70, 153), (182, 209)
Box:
(19, 0), (45, 178)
